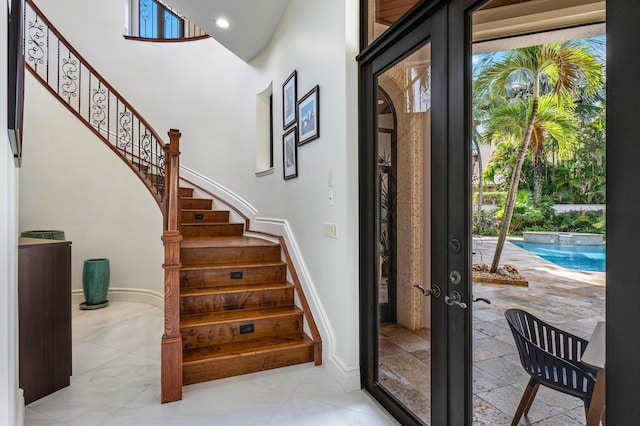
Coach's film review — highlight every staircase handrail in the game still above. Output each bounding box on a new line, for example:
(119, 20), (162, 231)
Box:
(24, 0), (168, 210)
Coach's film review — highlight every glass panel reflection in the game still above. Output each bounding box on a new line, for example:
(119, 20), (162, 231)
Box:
(376, 42), (432, 425)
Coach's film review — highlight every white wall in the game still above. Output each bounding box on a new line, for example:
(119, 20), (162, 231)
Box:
(26, 0), (361, 388)
(20, 72), (164, 299)
(31, 0), (265, 202)
(1, 2), (20, 423)
(251, 0), (361, 387)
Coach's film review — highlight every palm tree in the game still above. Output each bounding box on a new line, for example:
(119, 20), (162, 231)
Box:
(486, 94), (579, 197)
(474, 40), (603, 273)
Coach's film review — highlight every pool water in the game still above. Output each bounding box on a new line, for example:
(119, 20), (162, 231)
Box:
(511, 241), (606, 272)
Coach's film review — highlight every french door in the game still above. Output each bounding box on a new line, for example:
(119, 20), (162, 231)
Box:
(359, 0), (475, 424)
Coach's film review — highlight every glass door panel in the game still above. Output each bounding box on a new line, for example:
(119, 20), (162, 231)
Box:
(360, 1), (472, 424)
(375, 42), (433, 425)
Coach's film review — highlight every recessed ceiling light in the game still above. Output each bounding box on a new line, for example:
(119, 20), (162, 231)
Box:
(216, 18), (230, 29)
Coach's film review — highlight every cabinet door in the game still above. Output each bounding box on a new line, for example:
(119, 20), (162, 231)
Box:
(19, 242), (72, 404)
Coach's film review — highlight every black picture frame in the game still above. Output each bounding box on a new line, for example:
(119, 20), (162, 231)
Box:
(282, 70), (297, 129)
(283, 127), (298, 180)
(297, 85), (319, 145)
(7, 0), (25, 167)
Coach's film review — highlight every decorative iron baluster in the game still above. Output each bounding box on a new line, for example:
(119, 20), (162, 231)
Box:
(157, 145), (165, 195)
(26, 17), (45, 67)
(91, 82), (107, 130)
(107, 91), (111, 143)
(56, 38), (60, 94)
(45, 28), (49, 82)
(24, 0), (168, 207)
(119, 108), (132, 151)
(60, 52), (78, 104)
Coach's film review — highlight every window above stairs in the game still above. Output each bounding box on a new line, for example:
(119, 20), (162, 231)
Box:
(125, 0), (207, 41)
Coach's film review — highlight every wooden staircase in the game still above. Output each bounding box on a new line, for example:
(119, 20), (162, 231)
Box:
(20, 2), (319, 402)
(177, 187), (316, 385)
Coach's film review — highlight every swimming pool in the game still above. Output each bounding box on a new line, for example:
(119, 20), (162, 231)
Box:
(511, 241), (606, 272)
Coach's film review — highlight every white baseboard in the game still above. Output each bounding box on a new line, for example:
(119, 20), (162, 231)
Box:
(179, 165), (258, 222)
(16, 388), (24, 426)
(251, 218), (362, 389)
(325, 357), (361, 392)
(71, 287), (163, 309)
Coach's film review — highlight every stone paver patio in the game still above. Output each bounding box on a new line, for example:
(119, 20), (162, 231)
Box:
(472, 236), (605, 425)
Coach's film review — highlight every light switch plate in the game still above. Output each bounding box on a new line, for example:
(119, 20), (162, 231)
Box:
(323, 223), (338, 238)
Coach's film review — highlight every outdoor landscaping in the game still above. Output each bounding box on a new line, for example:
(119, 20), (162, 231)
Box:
(471, 36), (606, 281)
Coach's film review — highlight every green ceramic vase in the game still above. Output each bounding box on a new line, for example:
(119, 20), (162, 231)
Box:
(82, 258), (110, 309)
(21, 230), (65, 240)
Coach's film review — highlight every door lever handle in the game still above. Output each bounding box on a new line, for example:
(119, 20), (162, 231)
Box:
(413, 284), (441, 298)
(445, 291), (467, 309)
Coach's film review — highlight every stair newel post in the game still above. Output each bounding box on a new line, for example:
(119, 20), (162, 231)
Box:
(161, 129), (183, 403)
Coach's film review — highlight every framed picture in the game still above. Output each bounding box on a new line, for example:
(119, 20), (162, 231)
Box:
(282, 70), (297, 129)
(282, 127), (298, 180)
(297, 85), (319, 145)
(7, 0), (25, 167)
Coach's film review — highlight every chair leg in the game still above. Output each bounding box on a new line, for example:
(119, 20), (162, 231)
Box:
(584, 402), (605, 426)
(523, 383), (540, 415)
(511, 380), (538, 426)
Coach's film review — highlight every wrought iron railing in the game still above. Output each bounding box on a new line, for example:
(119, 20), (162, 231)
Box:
(24, 0), (167, 208)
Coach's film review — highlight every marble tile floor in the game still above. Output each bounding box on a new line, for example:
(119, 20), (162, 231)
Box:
(376, 236), (605, 425)
(25, 237), (604, 426)
(26, 302), (397, 426)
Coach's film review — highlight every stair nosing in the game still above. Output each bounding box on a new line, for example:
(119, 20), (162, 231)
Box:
(181, 223), (244, 227)
(181, 209), (228, 212)
(182, 334), (314, 363)
(180, 261), (286, 271)
(180, 238), (280, 249)
(180, 305), (302, 327)
(180, 282), (293, 297)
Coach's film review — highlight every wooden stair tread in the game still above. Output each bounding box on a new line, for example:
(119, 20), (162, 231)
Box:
(181, 209), (228, 213)
(180, 261), (285, 272)
(180, 197), (210, 201)
(181, 222), (243, 227)
(183, 334), (314, 363)
(181, 236), (279, 248)
(181, 305), (301, 326)
(180, 282), (292, 297)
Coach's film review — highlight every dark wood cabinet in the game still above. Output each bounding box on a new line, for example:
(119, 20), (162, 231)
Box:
(18, 238), (72, 405)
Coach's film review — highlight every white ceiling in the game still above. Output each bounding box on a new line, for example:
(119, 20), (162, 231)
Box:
(164, 0), (606, 62)
(163, 0), (291, 62)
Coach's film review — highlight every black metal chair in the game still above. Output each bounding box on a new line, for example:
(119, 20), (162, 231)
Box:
(504, 309), (598, 426)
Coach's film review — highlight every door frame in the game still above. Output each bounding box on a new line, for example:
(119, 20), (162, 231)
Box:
(358, 0), (476, 424)
(362, 1), (640, 424)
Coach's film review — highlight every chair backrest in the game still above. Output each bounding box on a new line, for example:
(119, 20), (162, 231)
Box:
(505, 309), (589, 363)
(504, 309), (596, 399)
